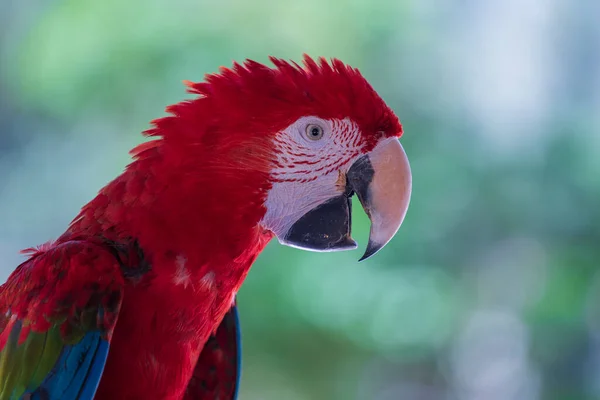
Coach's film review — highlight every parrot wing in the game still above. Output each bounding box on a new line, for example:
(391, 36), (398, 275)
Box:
(0, 240), (125, 400)
(184, 302), (241, 400)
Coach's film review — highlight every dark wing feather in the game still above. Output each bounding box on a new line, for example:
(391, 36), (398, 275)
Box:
(184, 302), (241, 399)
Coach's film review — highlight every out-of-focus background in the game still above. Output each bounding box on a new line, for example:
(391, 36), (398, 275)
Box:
(1, 0), (599, 399)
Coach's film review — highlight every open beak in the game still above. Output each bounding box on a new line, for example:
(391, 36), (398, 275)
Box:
(283, 137), (412, 260)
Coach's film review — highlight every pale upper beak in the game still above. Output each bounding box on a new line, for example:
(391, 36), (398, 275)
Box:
(348, 137), (412, 260)
(282, 136), (412, 261)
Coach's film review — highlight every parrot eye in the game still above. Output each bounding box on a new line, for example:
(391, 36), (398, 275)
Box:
(305, 124), (324, 141)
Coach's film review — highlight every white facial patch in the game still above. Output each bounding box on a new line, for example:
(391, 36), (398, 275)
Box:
(260, 116), (364, 241)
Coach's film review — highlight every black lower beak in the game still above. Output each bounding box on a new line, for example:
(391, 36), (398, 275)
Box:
(283, 194), (357, 251)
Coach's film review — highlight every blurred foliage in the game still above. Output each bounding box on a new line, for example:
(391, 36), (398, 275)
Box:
(1, 0), (599, 399)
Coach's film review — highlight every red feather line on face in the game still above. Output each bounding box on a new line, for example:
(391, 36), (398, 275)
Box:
(130, 55), (402, 161)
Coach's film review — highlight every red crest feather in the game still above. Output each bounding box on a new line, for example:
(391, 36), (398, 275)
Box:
(138, 55), (401, 155)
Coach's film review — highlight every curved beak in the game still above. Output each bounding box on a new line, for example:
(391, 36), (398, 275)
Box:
(282, 137), (411, 260)
(347, 137), (412, 261)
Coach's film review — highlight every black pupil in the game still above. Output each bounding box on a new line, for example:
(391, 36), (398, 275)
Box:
(310, 127), (320, 137)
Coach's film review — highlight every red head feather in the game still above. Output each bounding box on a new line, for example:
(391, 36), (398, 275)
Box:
(134, 55), (402, 160)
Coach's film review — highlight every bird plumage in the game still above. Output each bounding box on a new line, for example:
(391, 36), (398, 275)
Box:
(0, 55), (408, 399)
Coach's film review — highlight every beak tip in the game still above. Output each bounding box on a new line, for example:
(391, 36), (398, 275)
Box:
(358, 240), (383, 262)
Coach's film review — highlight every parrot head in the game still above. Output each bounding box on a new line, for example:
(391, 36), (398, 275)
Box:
(141, 55), (411, 260)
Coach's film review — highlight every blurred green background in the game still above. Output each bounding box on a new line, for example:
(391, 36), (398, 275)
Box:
(1, 0), (599, 399)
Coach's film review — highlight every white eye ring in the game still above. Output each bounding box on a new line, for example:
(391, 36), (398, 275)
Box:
(305, 124), (324, 141)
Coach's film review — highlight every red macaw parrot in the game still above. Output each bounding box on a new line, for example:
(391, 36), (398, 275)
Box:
(0, 55), (412, 400)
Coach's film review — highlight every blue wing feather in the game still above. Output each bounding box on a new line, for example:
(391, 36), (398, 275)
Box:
(77, 340), (109, 400)
(24, 331), (109, 400)
(232, 304), (241, 400)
